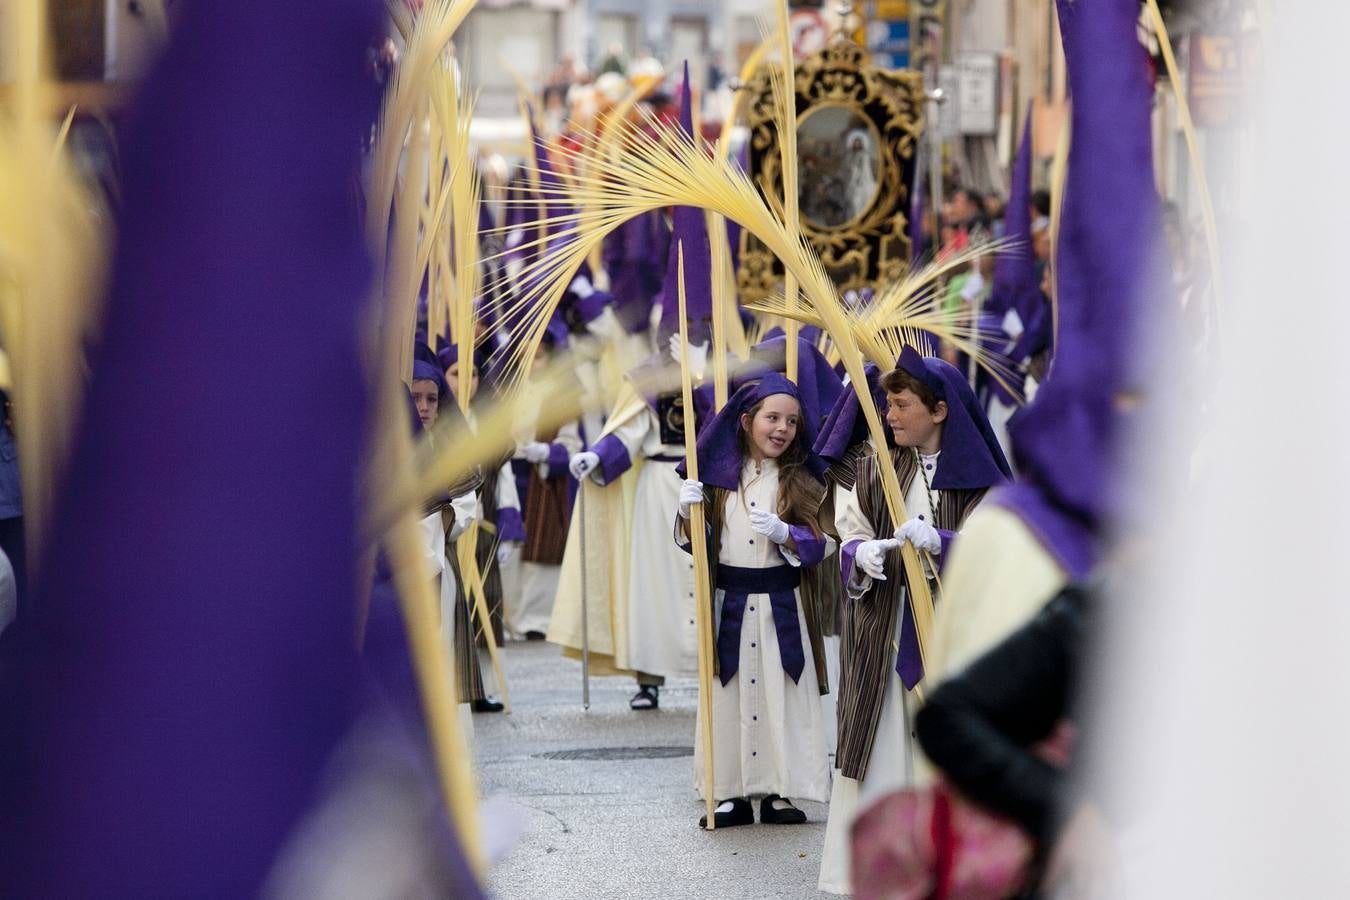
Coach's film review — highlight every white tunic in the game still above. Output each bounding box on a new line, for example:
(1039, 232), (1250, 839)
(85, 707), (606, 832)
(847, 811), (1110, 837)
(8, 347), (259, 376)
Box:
(819, 453), (937, 895)
(419, 508), (474, 745)
(603, 406), (698, 678)
(693, 457), (832, 804)
(512, 421), (582, 636)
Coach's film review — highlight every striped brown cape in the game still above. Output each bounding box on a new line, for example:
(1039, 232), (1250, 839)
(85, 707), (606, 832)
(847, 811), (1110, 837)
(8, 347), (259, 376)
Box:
(522, 428), (571, 566)
(835, 446), (987, 780)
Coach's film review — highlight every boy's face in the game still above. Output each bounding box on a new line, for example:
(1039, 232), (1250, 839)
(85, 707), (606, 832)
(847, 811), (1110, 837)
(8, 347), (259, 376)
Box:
(411, 380), (439, 429)
(885, 388), (947, 450)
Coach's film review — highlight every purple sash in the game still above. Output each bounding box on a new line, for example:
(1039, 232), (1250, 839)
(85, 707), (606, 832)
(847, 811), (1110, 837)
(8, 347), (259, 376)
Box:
(715, 564), (805, 686)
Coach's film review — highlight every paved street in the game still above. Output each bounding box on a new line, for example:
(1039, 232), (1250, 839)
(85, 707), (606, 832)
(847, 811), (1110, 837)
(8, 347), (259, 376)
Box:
(479, 640), (833, 899)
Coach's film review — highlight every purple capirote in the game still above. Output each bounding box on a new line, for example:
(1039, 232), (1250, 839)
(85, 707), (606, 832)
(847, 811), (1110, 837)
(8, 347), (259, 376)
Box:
(0, 1), (481, 897)
(982, 109), (1045, 404)
(995, 0), (1172, 579)
(655, 61), (714, 349)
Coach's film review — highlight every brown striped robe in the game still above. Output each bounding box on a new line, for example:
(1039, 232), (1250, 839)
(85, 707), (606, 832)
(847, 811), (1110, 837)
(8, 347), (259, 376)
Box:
(521, 428), (571, 566)
(834, 446), (987, 780)
(437, 467), (488, 703)
(447, 458), (509, 649)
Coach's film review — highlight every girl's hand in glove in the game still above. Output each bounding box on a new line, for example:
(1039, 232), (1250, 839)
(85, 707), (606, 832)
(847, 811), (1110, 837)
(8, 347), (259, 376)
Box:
(678, 479), (704, 519)
(748, 509), (790, 545)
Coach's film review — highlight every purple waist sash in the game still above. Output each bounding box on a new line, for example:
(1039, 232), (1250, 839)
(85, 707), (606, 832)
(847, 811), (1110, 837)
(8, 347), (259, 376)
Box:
(715, 564), (805, 686)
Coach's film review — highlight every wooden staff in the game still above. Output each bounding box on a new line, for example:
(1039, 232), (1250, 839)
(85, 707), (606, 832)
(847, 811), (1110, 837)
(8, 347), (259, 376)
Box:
(677, 242), (717, 829)
(773, 0), (801, 385)
(579, 481), (591, 710)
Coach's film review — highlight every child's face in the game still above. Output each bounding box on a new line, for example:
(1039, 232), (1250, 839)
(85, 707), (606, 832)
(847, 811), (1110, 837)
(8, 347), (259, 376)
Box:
(411, 380), (439, 429)
(444, 361), (479, 404)
(885, 389), (946, 450)
(740, 393), (801, 461)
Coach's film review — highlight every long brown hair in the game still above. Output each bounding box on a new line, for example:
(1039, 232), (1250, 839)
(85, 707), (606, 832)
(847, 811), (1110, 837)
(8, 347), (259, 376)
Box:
(737, 396), (824, 534)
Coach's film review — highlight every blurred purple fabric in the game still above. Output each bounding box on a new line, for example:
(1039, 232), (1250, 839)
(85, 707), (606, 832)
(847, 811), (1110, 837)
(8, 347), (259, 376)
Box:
(0, 0), (475, 895)
(995, 0), (1171, 578)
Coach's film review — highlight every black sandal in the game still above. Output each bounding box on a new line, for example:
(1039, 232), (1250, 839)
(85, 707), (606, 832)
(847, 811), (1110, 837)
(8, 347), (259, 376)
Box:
(700, 797), (754, 829)
(629, 685), (659, 711)
(471, 697), (505, 714)
(759, 794), (807, 825)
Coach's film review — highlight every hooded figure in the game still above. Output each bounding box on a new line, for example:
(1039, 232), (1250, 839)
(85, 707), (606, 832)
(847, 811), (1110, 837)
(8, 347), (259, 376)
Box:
(979, 110), (1050, 457)
(556, 62), (712, 711)
(0, 0), (484, 895)
(923, 0), (1173, 697)
(818, 346), (1011, 895)
(674, 374), (835, 828)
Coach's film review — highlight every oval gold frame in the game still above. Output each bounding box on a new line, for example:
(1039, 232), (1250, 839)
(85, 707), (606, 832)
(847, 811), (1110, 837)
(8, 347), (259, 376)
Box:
(738, 41), (925, 302)
(795, 102), (886, 232)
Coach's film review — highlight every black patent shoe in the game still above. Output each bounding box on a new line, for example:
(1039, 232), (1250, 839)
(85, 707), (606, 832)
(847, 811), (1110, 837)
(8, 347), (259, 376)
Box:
(759, 794), (807, 824)
(699, 797), (754, 829)
(629, 685), (659, 710)
(524, 630), (546, 641)
(471, 697), (505, 713)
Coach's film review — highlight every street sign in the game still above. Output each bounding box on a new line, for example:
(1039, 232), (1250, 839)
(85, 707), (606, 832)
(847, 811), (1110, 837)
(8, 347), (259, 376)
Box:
(866, 18), (910, 69)
(790, 9), (831, 60)
(955, 52), (998, 136)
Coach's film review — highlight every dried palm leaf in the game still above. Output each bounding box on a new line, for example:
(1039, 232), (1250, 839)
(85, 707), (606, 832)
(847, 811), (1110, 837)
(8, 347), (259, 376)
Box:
(767, 6), (802, 383)
(0, 1), (108, 565)
(483, 112), (947, 670)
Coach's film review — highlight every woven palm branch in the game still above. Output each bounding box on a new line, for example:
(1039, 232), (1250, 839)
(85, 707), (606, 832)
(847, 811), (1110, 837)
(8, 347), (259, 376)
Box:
(767, 7), (802, 383)
(745, 238), (1026, 401)
(484, 108), (947, 672)
(363, 0), (486, 876)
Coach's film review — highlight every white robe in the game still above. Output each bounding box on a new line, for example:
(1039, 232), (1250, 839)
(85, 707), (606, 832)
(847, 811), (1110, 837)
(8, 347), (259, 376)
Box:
(693, 457), (832, 804)
(510, 421), (583, 637)
(818, 460), (936, 895)
(420, 509), (474, 746)
(602, 406), (698, 679)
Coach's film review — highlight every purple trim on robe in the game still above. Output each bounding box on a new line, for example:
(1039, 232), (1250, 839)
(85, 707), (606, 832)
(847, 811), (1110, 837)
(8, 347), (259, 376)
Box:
(840, 538), (863, 591)
(545, 442), (570, 478)
(786, 525), (826, 568)
(989, 483), (1094, 580)
(591, 433), (633, 485)
(896, 597), (925, 689)
(496, 507), (526, 543)
(936, 528), (955, 573)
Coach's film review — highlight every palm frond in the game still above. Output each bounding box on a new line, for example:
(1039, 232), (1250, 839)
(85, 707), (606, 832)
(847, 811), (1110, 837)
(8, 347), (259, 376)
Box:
(0, 0), (108, 566)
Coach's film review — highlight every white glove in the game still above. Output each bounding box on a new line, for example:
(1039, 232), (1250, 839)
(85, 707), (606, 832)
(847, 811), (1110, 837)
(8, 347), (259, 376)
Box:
(496, 541), (520, 565)
(748, 509), (790, 545)
(570, 274), (595, 298)
(854, 538), (900, 581)
(569, 450), (600, 479)
(667, 333), (709, 380)
(521, 441), (551, 464)
(448, 492), (479, 540)
(1001, 307), (1025, 341)
(895, 516), (942, 555)
(678, 479), (704, 519)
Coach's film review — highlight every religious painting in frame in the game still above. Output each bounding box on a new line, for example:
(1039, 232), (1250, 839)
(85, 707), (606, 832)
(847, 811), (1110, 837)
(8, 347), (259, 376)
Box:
(738, 40), (925, 302)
